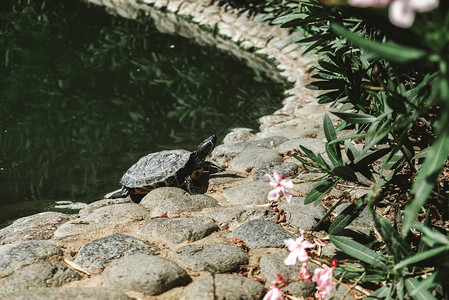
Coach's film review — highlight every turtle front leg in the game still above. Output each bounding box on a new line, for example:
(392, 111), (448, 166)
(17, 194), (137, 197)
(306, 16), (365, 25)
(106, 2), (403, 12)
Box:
(184, 175), (203, 194)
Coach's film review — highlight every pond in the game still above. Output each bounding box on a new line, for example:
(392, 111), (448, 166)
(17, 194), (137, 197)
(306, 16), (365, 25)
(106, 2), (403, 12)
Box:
(0, 0), (287, 227)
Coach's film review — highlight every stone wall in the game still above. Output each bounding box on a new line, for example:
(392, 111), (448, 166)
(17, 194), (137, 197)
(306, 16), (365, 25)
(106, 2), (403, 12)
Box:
(84, 0), (329, 140)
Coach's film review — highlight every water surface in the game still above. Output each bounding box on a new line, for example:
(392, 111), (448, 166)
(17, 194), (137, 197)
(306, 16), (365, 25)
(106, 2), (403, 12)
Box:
(0, 0), (286, 226)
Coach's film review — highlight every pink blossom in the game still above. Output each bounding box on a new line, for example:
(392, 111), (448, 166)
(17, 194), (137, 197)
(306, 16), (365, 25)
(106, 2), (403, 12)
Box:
(312, 267), (334, 299)
(389, 0), (439, 28)
(264, 170), (294, 202)
(284, 229), (316, 265)
(300, 262), (312, 281)
(263, 282), (284, 300)
(348, 0), (439, 28)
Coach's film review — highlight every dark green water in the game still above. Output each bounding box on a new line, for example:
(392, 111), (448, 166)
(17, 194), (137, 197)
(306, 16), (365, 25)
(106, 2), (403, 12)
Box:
(0, 0), (286, 227)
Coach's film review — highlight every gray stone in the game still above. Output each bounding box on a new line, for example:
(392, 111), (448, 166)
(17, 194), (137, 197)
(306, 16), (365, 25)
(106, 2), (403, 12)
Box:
(221, 180), (272, 205)
(171, 244), (249, 272)
(0, 240), (63, 278)
(222, 128), (255, 145)
(239, 136), (289, 149)
(182, 274), (265, 300)
(139, 217), (218, 244)
(278, 138), (326, 154)
(74, 234), (157, 270)
(0, 212), (74, 245)
(230, 146), (283, 170)
(232, 219), (295, 249)
(259, 253), (316, 297)
(0, 287), (131, 300)
(207, 206), (274, 224)
(54, 203), (150, 238)
(253, 161), (299, 181)
(278, 197), (326, 230)
(0, 262), (80, 293)
(78, 198), (133, 217)
(140, 187), (188, 210)
(102, 254), (191, 295)
(152, 194), (218, 217)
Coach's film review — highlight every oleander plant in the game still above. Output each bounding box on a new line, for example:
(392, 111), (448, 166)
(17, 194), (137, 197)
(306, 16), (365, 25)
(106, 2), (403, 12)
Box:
(258, 0), (449, 299)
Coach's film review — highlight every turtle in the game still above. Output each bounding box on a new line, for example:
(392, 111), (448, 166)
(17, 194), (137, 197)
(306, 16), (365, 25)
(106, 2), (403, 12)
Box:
(106, 135), (222, 201)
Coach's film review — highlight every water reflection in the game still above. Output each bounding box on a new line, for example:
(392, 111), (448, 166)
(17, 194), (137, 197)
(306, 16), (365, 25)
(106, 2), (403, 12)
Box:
(0, 0), (286, 226)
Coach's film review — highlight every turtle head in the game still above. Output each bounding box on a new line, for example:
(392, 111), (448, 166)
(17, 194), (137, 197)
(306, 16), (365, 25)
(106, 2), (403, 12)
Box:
(194, 135), (217, 165)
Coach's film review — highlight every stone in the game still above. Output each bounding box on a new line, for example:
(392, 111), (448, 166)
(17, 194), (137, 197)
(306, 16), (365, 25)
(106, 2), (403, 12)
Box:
(277, 138), (326, 154)
(221, 180), (272, 206)
(0, 240), (63, 278)
(207, 206), (274, 224)
(222, 128), (255, 144)
(74, 234), (157, 270)
(78, 198), (133, 218)
(259, 253), (316, 297)
(0, 212), (73, 245)
(232, 219), (295, 249)
(182, 274), (265, 300)
(53, 203), (150, 238)
(0, 262), (80, 293)
(151, 194), (218, 217)
(230, 146), (283, 170)
(0, 287), (131, 300)
(278, 197), (326, 230)
(102, 254), (191, 295)
(171, 244), (249, 272)
(139, 217), (218, 244)
(253, 161), (299, 181)
(140, 187), (188, 210)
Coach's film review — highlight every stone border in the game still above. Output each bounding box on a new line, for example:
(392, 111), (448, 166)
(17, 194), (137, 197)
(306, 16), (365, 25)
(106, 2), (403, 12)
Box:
(85, 0), (329, 141)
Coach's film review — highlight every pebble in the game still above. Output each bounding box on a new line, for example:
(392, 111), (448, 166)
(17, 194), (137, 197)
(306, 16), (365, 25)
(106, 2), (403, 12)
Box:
(232, 219), (296, 249)
(0, 287), (132, 300)
(140, 187), (188, 210)
(253, 161), (299, 181)
(53, 203), (150, 238)
(74, 234), (157, 270)
(182, 274), (265, 300)
(139, 217), (218, 244)
(102, 254), (191, 295)
(78, 198), (133, 217)
(0, 212), (74, 245)
(278, 197), (326, 230)
(151, 194), (218, 217)
(171, 244), (249, 272)
(0, 262), (80, 293)
(221, 180), (272, 205)
(230, 146), (283, 170)
(277, 138), (326, 154)
(259, 253), (316, 297)
(0, 240), (63, 278)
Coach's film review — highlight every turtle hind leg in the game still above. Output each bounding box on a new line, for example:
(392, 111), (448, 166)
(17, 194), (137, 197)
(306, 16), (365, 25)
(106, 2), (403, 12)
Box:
(105, 188), (129, 199)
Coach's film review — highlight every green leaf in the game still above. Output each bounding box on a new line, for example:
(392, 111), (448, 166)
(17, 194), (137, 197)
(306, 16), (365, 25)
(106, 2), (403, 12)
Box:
(331, 165), (358, 182)
(330, 235), (387, 269)
(326, 143), (342, 167)
(331, 23), (427, 64)
(404, 130), (449, 233)
(366, 284), (392, 299)
(271, 13), (307, 25)
(412, 223), (449, 246)
(318, 60), (341, 74)
(329, 200), (366, 234)
(377, 218), (412, 259)
(304, 179), (336, 205)
(394, 245), (449, 271)
(332, 111), (377, 124)
(405, 278), (437, 300)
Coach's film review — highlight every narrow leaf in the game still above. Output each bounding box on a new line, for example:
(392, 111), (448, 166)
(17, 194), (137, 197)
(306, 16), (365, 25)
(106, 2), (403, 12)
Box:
(394, 245), (449, 271)
(329, 200), (366, 234)
(332, 111), (377, 124)
(405, 278), (437, 300)
(331, 165), (358, 182)
(330, 235), (387, 269)
(366, 284), (392, 299)
(304, 180), (336, 205)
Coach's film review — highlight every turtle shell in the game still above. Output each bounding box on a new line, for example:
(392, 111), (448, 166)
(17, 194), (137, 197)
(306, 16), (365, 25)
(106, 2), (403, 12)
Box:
(120, 149), (192, 188)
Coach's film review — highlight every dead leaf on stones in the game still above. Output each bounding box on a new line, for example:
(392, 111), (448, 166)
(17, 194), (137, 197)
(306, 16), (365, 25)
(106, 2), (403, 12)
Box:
(275, 209), (286, 223)
(245, 167), (253, 173)
(228, 238), (249, 252)
(308, 133), (317, 138)
(70, 220), (89, 224)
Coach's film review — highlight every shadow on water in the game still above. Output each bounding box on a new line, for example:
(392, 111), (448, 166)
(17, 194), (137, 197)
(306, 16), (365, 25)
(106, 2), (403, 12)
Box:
(0, 0), (287, 227)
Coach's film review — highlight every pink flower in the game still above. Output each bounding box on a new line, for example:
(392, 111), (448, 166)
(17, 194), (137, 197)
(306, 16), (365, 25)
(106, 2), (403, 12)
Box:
(263, 281), (284, 300)
(264, 170), (294, 202)
(300, 262), (312, 281)
(389, 0), (439, 28)
(312, 267), (334, 299)
(348, 0), (390, 7)
(284, 229), (316, 265)
(348, 0), (439, 28)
